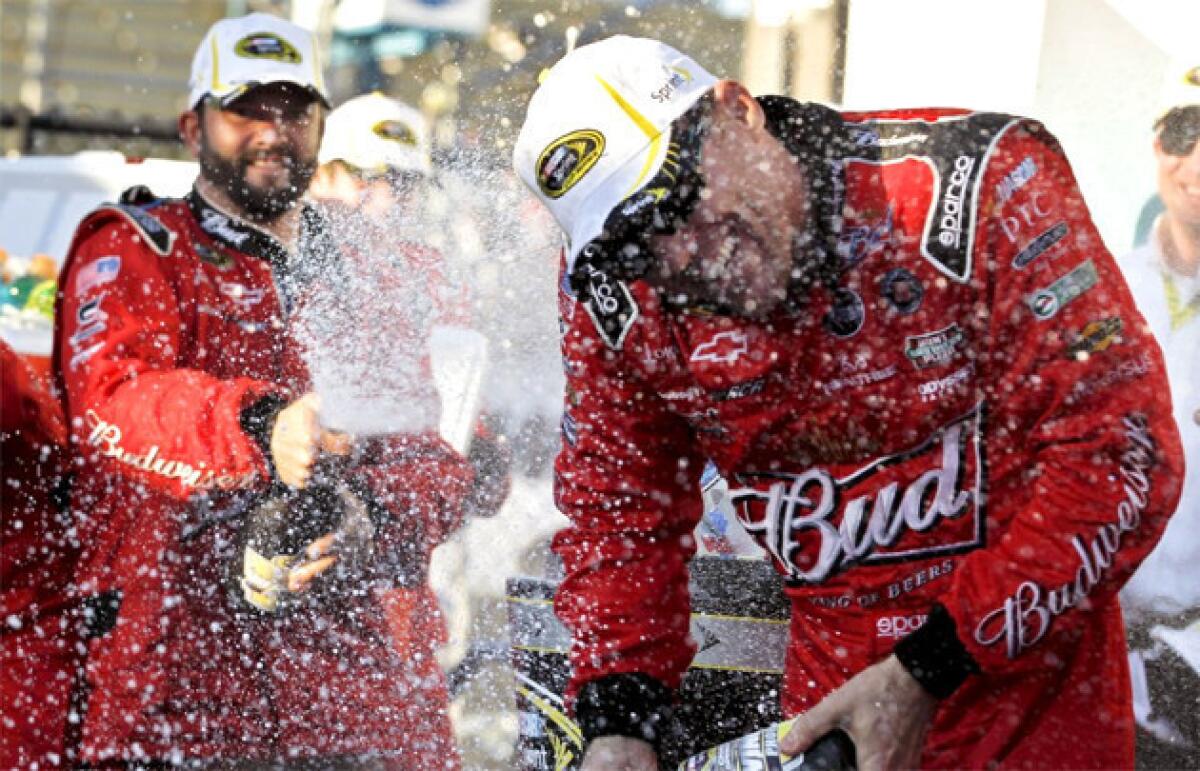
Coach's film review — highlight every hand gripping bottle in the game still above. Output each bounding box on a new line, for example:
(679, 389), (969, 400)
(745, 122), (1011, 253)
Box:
(678, 723), (856, 771)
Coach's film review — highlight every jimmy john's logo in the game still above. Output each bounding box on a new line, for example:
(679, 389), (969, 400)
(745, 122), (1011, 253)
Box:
(372, 119), (417, 146)
(536, 130), (605, 199)
(905, 323), (965, 369)
(730, 404), (986, 586)
(234, 32), (302, 64)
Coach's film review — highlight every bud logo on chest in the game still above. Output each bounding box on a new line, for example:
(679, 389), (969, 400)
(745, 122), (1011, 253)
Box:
(730, 403), (986, 585)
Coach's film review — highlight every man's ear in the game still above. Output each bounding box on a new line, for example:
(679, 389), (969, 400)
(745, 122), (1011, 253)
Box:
(179, 110), (202, 157)
(711, 79), (764, 130)
(1152, 133), (1166, 160)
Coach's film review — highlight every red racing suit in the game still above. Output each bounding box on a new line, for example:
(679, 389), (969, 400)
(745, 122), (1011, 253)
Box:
(1, 340), (75, 768)
(552, 100), (1185, 769)
(51, 189), (473, 766)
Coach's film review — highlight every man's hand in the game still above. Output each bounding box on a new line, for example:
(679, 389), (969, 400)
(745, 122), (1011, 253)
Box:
(580, 736), (658, 771)
(779, 654), (936, 771)
(270, 393), (351, 488)
(287, 532), (338, 592)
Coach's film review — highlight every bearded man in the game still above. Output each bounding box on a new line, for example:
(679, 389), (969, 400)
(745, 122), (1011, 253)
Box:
(51, 13), (474, 768)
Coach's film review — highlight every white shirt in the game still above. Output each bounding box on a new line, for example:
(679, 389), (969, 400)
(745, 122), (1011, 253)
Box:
(1119, 220), (1200, 615)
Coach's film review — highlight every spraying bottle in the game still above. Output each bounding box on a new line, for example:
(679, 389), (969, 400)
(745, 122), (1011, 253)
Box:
(678, 724), (856, 771)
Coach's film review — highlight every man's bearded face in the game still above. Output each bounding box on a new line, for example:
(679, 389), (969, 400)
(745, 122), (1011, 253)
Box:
(197, 86), (322, 221)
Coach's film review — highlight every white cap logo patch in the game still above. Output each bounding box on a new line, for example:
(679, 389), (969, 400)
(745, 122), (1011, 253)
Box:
(234, 32), (302, 64)
(372, 119), (418, 146)
(512, 35), (718, 277)
(536, 130), (606, 199)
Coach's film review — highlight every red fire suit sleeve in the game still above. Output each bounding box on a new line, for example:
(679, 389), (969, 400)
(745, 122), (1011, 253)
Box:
(551, 287), (706, 718)
(924, 122), (1185, 676)
(54, 210), (278, 501)
(353, 431), (474, 556)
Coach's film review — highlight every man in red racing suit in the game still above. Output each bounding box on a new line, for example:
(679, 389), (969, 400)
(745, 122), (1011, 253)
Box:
(50, 13), (475, 768)
(512, 36), (1185, 769)
(1, 340), (75, 768)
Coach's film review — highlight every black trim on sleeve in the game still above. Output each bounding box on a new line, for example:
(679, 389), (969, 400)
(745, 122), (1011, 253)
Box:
(893, 603), (980, 699)
(575, 673), (674, 753)
(238, 393), (288, 477)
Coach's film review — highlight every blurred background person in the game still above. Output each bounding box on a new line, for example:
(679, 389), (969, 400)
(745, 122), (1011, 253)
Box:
(308, 90), (513, 740)
(308, 90), (511, 522)
(1119, 64), (1200, 768)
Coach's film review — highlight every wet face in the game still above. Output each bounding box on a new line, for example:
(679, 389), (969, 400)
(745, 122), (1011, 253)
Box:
(189, 83), (323, 221)
(644, 81), (809, 319)
(1155, 108), (1200, 230)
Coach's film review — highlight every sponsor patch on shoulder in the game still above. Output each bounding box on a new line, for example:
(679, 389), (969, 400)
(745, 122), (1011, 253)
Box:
(194, 241), (234, 270)
(1025, 259), (1098, 320)
(74, 255), (121, 296)
(1064, 316), (1123, 359)
(1012, 221), (1068, 270)
(581, 265), (638, 350)
(104, 203), (175, 256)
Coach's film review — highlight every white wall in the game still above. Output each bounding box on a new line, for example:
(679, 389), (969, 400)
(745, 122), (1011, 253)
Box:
(841, 0), (1174, 253)
(1032, 0), (1166, 254)
(842, 0), (1047, 115)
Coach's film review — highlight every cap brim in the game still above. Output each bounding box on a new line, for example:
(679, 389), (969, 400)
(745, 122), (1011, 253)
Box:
(214, 78), (331, 109)
(566, 103), (709, 286)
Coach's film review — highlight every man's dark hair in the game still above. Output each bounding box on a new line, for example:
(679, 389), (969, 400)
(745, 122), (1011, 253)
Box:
(1155, 105), (1200, 156)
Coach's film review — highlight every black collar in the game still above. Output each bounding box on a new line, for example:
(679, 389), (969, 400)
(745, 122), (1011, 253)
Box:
(188, 187), (317, 271)
(186, 187), (338, 313)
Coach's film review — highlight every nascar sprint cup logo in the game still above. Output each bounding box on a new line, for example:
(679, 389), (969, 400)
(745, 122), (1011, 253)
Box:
(730, 404), (986, 585)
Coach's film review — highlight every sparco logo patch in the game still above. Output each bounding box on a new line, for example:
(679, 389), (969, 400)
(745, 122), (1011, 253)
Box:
(876, 613), (929, 639)
(905, 323), (965, 369)
(536, 130), (605, 199)
(729, 404), (986, 586)
(581, 265), (637, 349)
(234, 32), (302, 64)
(936, 155), (975, 250)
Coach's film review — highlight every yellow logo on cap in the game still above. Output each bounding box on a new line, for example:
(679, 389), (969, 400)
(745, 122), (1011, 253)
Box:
(372, 119), (418, 146)
(536, 129), (605, 199)
(234, 32), (302, 64)
(1186, 66), (1200, 88)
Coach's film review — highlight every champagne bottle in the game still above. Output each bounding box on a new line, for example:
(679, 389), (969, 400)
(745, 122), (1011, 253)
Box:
(678, 723), (855, 771)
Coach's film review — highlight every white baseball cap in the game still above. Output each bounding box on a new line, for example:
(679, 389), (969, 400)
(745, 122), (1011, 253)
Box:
(188, 12), (330, 110)
(319, 93), (432, 175)
(512, 35), (718, 282)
